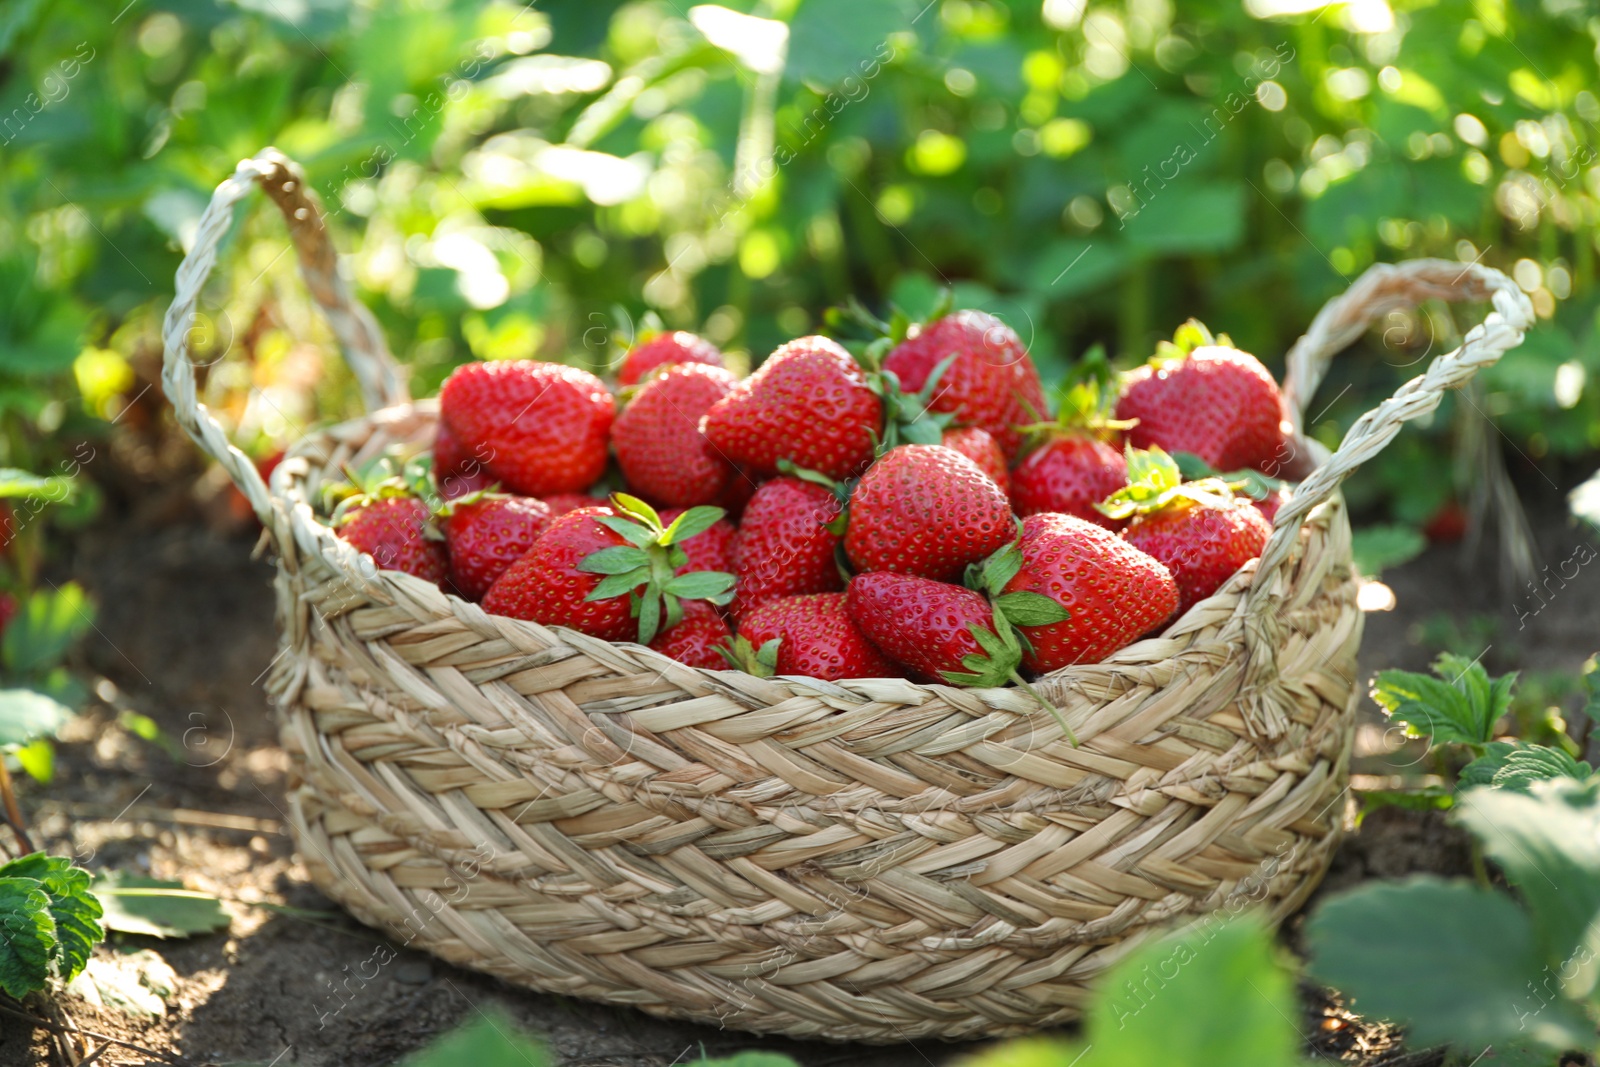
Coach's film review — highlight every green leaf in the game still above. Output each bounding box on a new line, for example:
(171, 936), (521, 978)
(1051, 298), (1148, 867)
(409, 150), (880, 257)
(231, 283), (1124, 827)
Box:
(1306, 876), (1591, 1051)
(400, 1008), (548, 1066)
(1351, 524), (1427, 576)
(977, 541), (1023, 596)
(993, 591), (1069, 627)
(1, 854), (103, 982)
(585, 570), (647, 601)
(90, 872), (230, 939)
(1371, 654), (1511, 747)
(0, 467), (76, 502)
(0, 876), (56, 998)
(1456, 779), (1600, 967)
(1356, 785), (1454, 822)
(0, 689), (74, 747)
(636, 587), (662, 646)
(1084, 917), (1300, 1067)
(576, 546), (650, 574)
(1582, 662), (1600, 725)
(12, 738), (53, 783)
(1460, 743), (1593, 794)
(688, 1055), (800, 1067)
(661, 506), (725, 545)
(594, 515), (656, 547)
(1121, 182), (1246, 255)
(3, 583), (95, 677)
(785, 0), (910, 85)
(663, 571), (735, 600)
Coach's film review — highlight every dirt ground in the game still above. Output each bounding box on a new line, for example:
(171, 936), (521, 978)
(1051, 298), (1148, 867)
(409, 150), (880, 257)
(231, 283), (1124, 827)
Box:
(4, 480), (1597, 1067)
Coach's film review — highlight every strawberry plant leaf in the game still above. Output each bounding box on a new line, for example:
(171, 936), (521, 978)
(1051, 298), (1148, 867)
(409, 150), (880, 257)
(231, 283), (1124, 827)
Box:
(663, 571), (734, 600)
(1079, 917), (1300, 1067)
(974, 541), (1023, 596)
(1583, 661), (1600, 725)
(635, 587), (662, 645)
(1372, 654), (1511, 747)
(1351, 524), (1427, 577)
(90, 871), (230, 939)
(398, 1008), (548, 1066)
(0, 688), (74, 746)
(1308, 877), (1590, 1052)
(594, 515), (657, 547)
(0, 467), (77, 502)
(0, 876), (56, 998)
(716, 636), (778, 676)
(992, 591), (1069, 627)
(577, 546), (650, 575)
(1, 854), (103, 983)
(1460, 743), (1592, 794)
(661, 506), (725, 545)
(3, 583), (95, 678)
(1457, 778), (1600, 968)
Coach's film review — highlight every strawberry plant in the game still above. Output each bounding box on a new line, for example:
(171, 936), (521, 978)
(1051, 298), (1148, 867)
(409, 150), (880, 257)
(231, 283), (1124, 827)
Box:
(1308, 777), (1600, 1064)
(0, 852), (103, 999)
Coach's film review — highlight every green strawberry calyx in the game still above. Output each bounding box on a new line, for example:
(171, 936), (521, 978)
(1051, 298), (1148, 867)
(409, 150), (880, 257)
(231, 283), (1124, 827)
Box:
(577, 493), (736, 645)
(1095, 445), (1237, 522)
(1147, 318), (1235, 370)
(1017, 351), (1136, 448)
(1171, 451), (1289, 503)
(872, 353), (960, 452)
(951, 538), (1079, 745)
(823, 289), (955, 372)
(716, 635), (780, 677)
(325, 449), (443, 540)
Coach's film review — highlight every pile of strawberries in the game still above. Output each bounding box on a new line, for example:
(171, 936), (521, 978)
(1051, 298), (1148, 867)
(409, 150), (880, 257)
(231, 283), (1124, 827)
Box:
(329, 311), (1296, 694)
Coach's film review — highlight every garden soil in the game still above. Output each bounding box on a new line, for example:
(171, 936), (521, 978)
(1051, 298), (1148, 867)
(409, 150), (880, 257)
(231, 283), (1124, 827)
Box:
(5, 483), (1596, 1067)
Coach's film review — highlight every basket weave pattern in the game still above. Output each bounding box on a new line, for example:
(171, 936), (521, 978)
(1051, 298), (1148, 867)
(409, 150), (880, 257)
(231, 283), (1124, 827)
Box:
(162, 151), (1535, 1042)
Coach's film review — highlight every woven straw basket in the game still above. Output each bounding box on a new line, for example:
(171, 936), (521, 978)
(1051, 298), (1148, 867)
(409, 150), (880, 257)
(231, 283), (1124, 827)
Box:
(161, 149), (1535, 1043)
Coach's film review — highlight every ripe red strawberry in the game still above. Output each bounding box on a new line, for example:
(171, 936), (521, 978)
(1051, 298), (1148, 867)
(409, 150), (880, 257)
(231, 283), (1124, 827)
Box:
(649, 599), (733, 669)
(734, 593), (899, 680)
(734, 476), (844, 619)
(1001, 512), (1179, 671)
(543, 492), (602, 517)
(847, 573), (1002, 682)
(941, 427), (1009, 497)
(336, 497), (447, 585)
(660, 507), (738, 577)
(442, 494), (552, 601)
(1122, 496), (1271, 616)
(439, 360), (614, 496)
(482, 507), (636, 639)
(844, 444), (1012, 582)
(1011, 435), (1128, 527)
(434, 423), (477, 479)
(617, 331), (724, 387)
(701, 336), (880, 480)
(882, 310), (1047, 458)
(439, 468), (493, 500)
(1102, 447), (1273, 616)
(614, 363), (738, 507)
(1114, 321), (1290, 474)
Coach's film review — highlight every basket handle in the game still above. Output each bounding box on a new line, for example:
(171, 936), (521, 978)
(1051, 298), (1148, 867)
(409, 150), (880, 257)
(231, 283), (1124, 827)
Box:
(1249, 258), (1535, 606)
(160, 148), (409, 521)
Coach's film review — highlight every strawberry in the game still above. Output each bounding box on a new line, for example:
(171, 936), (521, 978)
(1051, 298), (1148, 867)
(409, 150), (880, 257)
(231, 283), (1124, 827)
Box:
(442, 494), (552, 601)
(617, 331), (724, 387)
(433, 422), (478, 480)
(483, 507), (636, 639)
(729, 593), (899, 680)
(660, 507), (738, 577)
(1114, 320), (1290, 475)
(733, 476), (844, 619)
(613, 363), (738, 507)
(438, 360), (614, 496)
(999, 512), (1179, 671)
(701, 336), (881, 480)
(844, 444), (1012, 582)
(847, 573), (1003, 682)
(327, 456), (447, 584)
(1012, 435), (1127, 527)
(336, 497), (447, 585)
(543, 492), (603, 517)
(882, 309), (1047, 458)
(1253, 488), (1291, 525)
(649, 599), (733, 669)
(438, 468), (493, 500)
(941, 427), (1009, 497)
(1100, 447), (1270, 617)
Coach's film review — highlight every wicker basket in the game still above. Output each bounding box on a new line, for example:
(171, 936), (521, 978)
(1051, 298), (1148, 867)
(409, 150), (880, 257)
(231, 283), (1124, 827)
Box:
(161, 149), (1535, 1043)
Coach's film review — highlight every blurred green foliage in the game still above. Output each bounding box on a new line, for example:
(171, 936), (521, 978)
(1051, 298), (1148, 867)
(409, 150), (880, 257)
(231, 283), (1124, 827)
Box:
(2, 0), (1599, 523)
